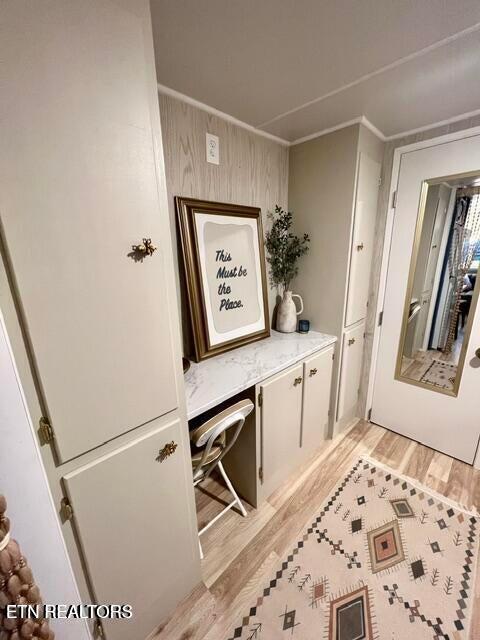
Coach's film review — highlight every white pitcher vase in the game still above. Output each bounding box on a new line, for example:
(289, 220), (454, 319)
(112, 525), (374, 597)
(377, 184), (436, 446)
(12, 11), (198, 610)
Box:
(276, 290), (304, 333)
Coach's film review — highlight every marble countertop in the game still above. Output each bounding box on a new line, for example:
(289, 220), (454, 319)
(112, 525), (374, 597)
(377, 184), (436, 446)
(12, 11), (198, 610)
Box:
(184, 330), (337, 419)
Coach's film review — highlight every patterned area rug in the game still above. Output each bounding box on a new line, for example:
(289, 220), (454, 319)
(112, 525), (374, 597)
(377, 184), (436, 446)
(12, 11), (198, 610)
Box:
(420, 359), (457, 390)
(227, 458), (478, 640)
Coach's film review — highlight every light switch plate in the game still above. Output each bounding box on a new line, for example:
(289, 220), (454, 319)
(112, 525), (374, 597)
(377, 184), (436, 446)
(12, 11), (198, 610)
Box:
(206, 133), (219, 165)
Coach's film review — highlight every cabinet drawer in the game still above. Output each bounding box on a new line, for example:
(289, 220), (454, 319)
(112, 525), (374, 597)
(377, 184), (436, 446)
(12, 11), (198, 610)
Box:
(63, 418), (199, 640)
(301, 347), (334, 458)
(337, 324), (365, 423)
(260, 363), (303, 498)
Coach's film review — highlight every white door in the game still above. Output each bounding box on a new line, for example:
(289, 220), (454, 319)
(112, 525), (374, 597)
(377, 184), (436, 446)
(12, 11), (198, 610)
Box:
(372, 134), (480, 463)
(345, 153), (381, 326)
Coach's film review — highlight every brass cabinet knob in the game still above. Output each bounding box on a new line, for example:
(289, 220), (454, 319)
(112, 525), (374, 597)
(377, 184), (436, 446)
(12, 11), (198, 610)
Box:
(293, 376), (303, 387)
(348, 338), (356, 346)
(156, 441), (177, 462)
(309, 368), (318, 376)
(132, 238), (157, 256)
(476, 348), (480, 359)
(356, 242), (364, 251)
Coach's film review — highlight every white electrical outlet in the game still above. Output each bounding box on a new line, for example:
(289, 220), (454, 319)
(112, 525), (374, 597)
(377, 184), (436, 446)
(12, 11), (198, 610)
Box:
(206, 133), (219, 165)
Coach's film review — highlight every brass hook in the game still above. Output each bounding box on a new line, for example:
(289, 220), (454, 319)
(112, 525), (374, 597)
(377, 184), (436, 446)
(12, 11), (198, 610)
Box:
(132, 238), (157, 257)
(156, 441), (178, 462)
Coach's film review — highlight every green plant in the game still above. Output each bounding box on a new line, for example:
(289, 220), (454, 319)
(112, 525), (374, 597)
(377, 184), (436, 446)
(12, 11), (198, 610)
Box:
(264, 205), (310, 291)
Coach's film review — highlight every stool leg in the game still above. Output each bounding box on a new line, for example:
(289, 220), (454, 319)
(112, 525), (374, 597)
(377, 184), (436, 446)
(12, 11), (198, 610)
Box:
(217, 461), (247, 517)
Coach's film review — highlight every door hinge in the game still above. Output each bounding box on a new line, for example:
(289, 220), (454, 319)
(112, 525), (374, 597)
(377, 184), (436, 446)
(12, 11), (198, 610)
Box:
(378, 177), (382, 186)
(38, 417), (54, 444)
(378, 310), (383, 326)
(332, 352), (335, 360)
(258, 466), (264, 483)
(258, 391), (263, 407)
(391, 190), (397, 209)
(60, 497), (74, 522)
(94, 619), (105, 639)
(367, 408), (372, 421)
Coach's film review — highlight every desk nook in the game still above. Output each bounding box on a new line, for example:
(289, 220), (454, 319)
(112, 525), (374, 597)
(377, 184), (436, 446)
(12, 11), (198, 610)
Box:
(186, 331), (336, 515)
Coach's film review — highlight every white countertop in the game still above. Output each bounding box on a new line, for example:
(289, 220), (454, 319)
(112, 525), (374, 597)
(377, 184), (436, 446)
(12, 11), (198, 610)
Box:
(184, 330), (337, 419)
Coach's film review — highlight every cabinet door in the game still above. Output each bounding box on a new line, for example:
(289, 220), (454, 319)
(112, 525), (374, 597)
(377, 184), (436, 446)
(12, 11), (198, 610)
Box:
(260, 363), (303, 498)
(345, 153), (381, 326)
(63, 419), (199, 640)
(0, 0), (177, 461)
(301, 347), (334, 459)
(337, 324), (365, 422)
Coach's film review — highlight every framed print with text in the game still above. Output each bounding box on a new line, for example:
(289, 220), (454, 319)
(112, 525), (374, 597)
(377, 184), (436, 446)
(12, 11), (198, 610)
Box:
(175, 197), (270, 361)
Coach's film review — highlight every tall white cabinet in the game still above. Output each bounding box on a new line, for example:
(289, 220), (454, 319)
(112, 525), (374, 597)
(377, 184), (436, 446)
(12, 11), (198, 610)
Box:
(289, 123), (383, 434)
(0, 2), (200, 639)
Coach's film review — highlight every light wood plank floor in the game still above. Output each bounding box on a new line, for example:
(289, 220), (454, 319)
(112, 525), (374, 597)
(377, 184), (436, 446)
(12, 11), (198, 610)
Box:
(152, 421), (480, 639)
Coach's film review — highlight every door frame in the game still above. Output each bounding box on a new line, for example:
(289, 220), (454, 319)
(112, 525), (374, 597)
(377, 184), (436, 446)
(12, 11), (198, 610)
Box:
(365, 125), (480, 466)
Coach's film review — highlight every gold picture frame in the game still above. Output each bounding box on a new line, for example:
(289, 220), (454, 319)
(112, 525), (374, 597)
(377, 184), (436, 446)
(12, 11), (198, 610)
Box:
(176, 197), (270, 362)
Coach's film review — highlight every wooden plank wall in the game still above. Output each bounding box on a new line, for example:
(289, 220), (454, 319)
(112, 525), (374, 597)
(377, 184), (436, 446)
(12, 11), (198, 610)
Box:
(158, 93), (289, 351)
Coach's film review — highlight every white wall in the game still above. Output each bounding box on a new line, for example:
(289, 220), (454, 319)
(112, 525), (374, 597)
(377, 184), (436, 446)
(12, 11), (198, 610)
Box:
(0, 310), (90, 640)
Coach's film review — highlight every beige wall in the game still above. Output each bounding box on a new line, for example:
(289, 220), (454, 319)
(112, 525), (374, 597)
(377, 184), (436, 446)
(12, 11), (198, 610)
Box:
(359, 115), (480, 417)
(158, 93), (289, 351)
(288, 124), (360, 335)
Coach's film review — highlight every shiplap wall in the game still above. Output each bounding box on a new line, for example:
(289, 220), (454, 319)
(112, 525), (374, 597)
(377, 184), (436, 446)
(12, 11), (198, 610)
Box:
(158, 93), (289, 351)
(359, 115), (480, 417)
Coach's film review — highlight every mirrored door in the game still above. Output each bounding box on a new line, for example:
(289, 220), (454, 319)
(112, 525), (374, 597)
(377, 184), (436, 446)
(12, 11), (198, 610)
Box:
(372, 133), (480, 463)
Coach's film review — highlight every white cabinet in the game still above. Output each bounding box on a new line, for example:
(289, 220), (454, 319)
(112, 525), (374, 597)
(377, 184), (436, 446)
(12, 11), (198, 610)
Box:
(289, 124), (383, 433)
(1, 2), (200, 638)
(63, 419), (198, 640)
(259, 363), (304, 498)
(1, 0), (178, 463)
(258, 346), (334, 498)
(346, 153), (382, 327)
(301, 347), (334, 459)
(337, 323), (365, 423)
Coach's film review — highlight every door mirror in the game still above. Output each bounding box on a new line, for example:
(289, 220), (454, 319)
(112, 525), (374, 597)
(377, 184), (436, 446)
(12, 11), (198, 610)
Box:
(396, 171), (480, 396)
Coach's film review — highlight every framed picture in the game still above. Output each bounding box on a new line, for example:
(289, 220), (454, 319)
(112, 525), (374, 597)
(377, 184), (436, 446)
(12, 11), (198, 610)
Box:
(176, 197), (270, 361)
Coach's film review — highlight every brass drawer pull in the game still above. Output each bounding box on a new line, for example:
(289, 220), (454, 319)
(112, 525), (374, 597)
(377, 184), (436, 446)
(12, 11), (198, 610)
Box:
(156, 441), (177, 462)
(132, 238), (157, 257)
(309, 368), (317, 377)
(356, 242), (364, 251)
(293, 376), (303, 386)
(348, 338), (355, 346)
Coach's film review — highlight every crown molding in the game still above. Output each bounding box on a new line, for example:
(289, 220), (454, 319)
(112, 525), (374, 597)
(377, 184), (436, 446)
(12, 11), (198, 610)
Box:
(157, 83), (290, 146)
(290, 116), (386, 146)
(384, 107), (480, 141)
(158, 83), (480, 149)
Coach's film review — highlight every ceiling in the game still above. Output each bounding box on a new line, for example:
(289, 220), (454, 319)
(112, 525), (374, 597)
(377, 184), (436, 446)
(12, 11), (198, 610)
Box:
(151, 0), (480, 143)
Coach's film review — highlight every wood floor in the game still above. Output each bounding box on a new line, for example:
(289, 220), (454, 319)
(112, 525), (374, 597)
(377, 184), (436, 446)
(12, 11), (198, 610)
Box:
(400, 327), (464, 385)
(152, 421), (480, 639)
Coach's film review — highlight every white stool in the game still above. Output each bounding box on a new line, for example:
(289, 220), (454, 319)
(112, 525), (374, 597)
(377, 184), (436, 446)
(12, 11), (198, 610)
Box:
(190, 399), (254, 559)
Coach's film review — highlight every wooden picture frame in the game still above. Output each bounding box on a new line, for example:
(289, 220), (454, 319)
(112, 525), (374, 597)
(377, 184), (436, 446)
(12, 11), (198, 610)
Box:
(176, 197), (270, 361)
